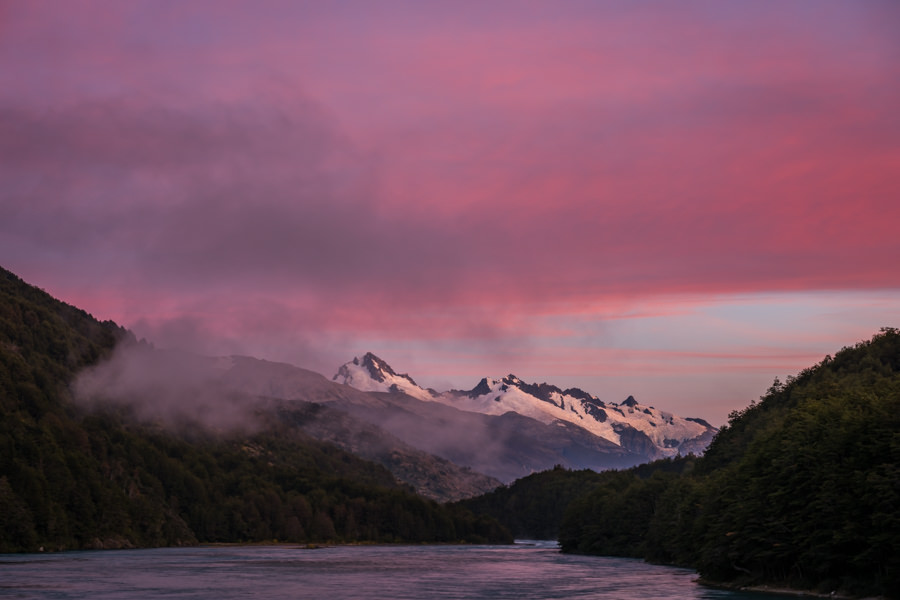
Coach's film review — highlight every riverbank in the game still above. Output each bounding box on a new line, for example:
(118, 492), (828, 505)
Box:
(697, 578), (889, 600)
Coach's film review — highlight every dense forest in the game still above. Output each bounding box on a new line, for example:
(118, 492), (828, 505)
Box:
(0, 267), (511, 552)
(552, 328), (900, 598)
(455, 466), (609, 540)
(456, 456), (694, 542)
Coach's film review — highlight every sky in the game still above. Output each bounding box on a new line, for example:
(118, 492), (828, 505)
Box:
(1, 1), (898, 426)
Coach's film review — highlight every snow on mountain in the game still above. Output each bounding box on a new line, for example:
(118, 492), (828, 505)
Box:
(333, 352), (437, 401)
(445, 375), (714, 458)
(334, 354), (717, 459)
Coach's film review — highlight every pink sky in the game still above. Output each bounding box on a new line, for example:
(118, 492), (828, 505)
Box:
(2, 1), (898, 425)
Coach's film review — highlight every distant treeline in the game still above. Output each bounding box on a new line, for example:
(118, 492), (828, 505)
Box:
(0, 266), (511, 552)
(455, 457), (690, 542)
(463, 328), (900, 598)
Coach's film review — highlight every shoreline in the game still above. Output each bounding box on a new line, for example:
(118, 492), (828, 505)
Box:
(696, 578), (888, 600)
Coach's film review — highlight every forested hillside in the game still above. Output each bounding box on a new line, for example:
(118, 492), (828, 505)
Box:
(454, 466), (608, 540)
(558, 328), (899, 598)
(455, 458), (694, 541)
(0, 267), (510, 552)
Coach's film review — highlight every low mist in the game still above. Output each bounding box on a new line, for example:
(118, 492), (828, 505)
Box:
(71, 340), (630, 484)
(72, 341), (263, 434)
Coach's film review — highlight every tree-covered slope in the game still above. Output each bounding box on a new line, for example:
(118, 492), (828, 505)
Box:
(0, 267), (511, 552)
(454, 466), (608, 540)
(558, 328), (900, 598)
(455, 458), (695, 541)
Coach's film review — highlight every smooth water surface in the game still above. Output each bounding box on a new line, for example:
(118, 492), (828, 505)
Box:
(0, 541), (797, 599)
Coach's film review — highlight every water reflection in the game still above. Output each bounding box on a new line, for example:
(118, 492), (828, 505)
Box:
(0, 542), (799, 600)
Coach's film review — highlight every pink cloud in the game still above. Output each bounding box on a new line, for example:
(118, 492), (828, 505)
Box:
(1, 1), (898, 421)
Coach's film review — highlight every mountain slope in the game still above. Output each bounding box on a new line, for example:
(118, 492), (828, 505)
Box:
(74, 346), (502, 502)
(267, 399), (500, 502)
(322, 389), (645, 482)
(0, 266), (511, 551)
(204, 353), (644, 482)
(211, 355), (502, 500)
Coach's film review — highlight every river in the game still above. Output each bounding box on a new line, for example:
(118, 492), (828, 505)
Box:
(0, 541), (798, 599)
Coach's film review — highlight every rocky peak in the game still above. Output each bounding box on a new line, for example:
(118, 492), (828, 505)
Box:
(359, 352), (420, 388)
(467, 377), (493, 398)
(621, 395), (638, 408)
(563, 387), (601, 404)
(501, 375), (564, 406)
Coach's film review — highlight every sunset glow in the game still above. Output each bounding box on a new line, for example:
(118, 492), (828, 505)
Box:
(2, 1), (898, 425)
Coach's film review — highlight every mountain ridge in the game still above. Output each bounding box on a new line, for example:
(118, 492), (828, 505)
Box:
(334, 353), (717, 462)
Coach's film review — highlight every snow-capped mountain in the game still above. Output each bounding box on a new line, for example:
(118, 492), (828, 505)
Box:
(333, 352), (437, 401)
(445, 375), (716, 458)
(334, 353), (717, 460)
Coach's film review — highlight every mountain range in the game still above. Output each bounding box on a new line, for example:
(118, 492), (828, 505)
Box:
(76, 345), (717, 501)
(330, 352), (717, 481)
(1, 263), (716, 505)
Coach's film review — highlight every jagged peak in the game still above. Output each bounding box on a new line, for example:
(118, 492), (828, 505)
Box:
(358, 352), (420, 388)
(334, 352), (435, 400)
(512, 379), (564, 405)
(621, 395), (638, 407)
(359, 352), (390, 379)
(468, 377), (493, 398)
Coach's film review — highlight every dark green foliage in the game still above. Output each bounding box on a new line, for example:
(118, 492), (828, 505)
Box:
(559, 466), (687, 557)
(455, 465), (608, 540)
(557, 328), (900, 598)
(0, 266), (511, 551)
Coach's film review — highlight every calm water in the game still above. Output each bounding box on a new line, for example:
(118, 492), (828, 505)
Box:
(0, 541), (797, 599)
